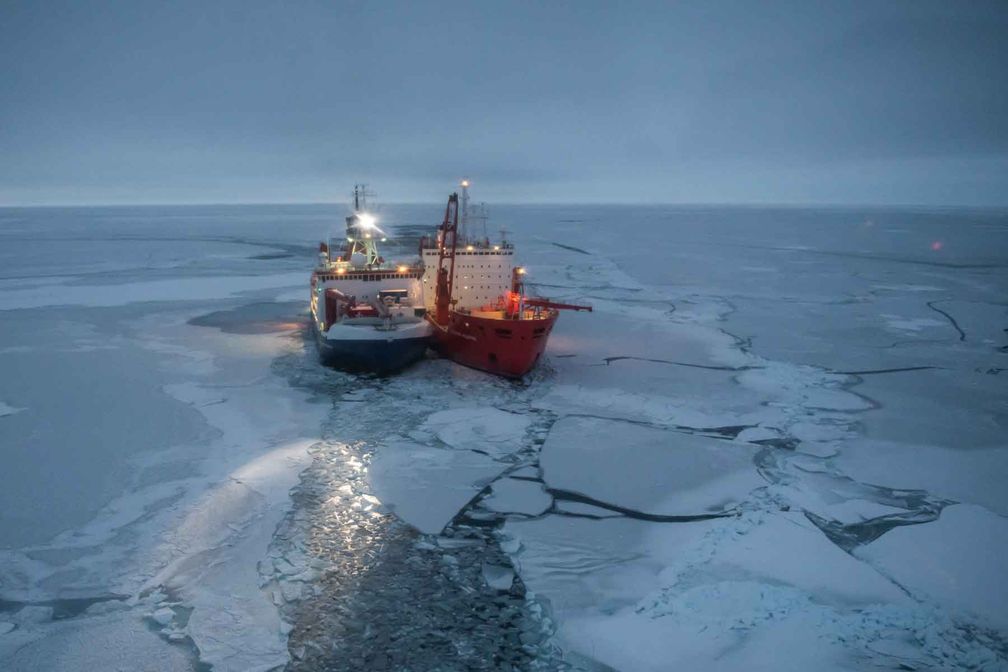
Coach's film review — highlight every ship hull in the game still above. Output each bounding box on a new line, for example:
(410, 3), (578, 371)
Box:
(313, 320), (432, 374)
(426, 310), (558, 378)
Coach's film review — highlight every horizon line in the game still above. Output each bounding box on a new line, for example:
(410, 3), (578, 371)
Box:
(3, 200), (1007, 211)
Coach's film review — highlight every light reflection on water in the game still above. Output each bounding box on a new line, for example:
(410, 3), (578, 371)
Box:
(268, 350), (567, 671)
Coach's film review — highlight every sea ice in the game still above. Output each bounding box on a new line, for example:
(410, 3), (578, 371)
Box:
(541, 416), (764, 516)
(368, 439), (508, 534)
(833, 440), (1008, 515)
(0, 272), (305, 310)
(855, 503), (1008, 631)
(481, 476), (552, 516)
(418, 407), (531, 457)
(0, 608), (194, 672)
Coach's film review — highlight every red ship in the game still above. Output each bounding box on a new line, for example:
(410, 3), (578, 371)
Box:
(423, 188), (590, 378)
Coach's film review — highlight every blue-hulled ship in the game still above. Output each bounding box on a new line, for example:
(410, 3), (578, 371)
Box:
(309, 186), (432, 373)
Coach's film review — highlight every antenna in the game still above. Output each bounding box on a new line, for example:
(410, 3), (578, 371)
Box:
(352, 184), (377, 212)
(472, 202), (489, 240)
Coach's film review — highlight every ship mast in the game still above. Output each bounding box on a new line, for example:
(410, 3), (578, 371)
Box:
(459, 179), (470, 242)
(344, 183), (385, 267)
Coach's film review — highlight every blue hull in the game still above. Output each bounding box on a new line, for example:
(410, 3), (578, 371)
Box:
(314, 324), (430, 374)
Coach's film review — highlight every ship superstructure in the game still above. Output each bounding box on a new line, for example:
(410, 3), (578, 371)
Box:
(310, 185), (431, 373)
(420, 179), (515, 311)
(424, 183), (591, 378)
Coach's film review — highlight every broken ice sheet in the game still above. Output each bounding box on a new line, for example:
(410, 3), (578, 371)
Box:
(482, 477), (552, 516)
(503, 514), (719, 616)
(505, 511), (912, 672)
(416, 407), (530, 457)
(367, 439), (507, 534)
(832, 439), (1008, 516)
(855, 503), (1008, 631)
(541, 416), (764, 516)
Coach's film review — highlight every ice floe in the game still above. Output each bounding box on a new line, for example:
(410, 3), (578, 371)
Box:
(833, 439), (1008, 515)
(416, 407), (531, 457)
(481, 476), (552, 516)
(855, 503), (1008, 631)
(541, 416), (764, 517)
(368, 439), (508, 534)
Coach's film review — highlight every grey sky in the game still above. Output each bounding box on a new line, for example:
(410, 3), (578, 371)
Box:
(2, 1), (1006, 206)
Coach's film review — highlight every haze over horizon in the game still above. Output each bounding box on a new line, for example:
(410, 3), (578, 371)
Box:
(2, 1), (1007, 208)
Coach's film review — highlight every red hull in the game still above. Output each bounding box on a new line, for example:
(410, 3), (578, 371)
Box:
(427, 310), (559, 378)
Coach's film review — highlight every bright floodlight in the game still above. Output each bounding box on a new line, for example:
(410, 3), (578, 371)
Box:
(461, 179), (470, 188)
(357, 213), (376, 228)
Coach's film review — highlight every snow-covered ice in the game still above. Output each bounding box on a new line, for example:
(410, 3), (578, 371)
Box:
(0, 206), (330, 671)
